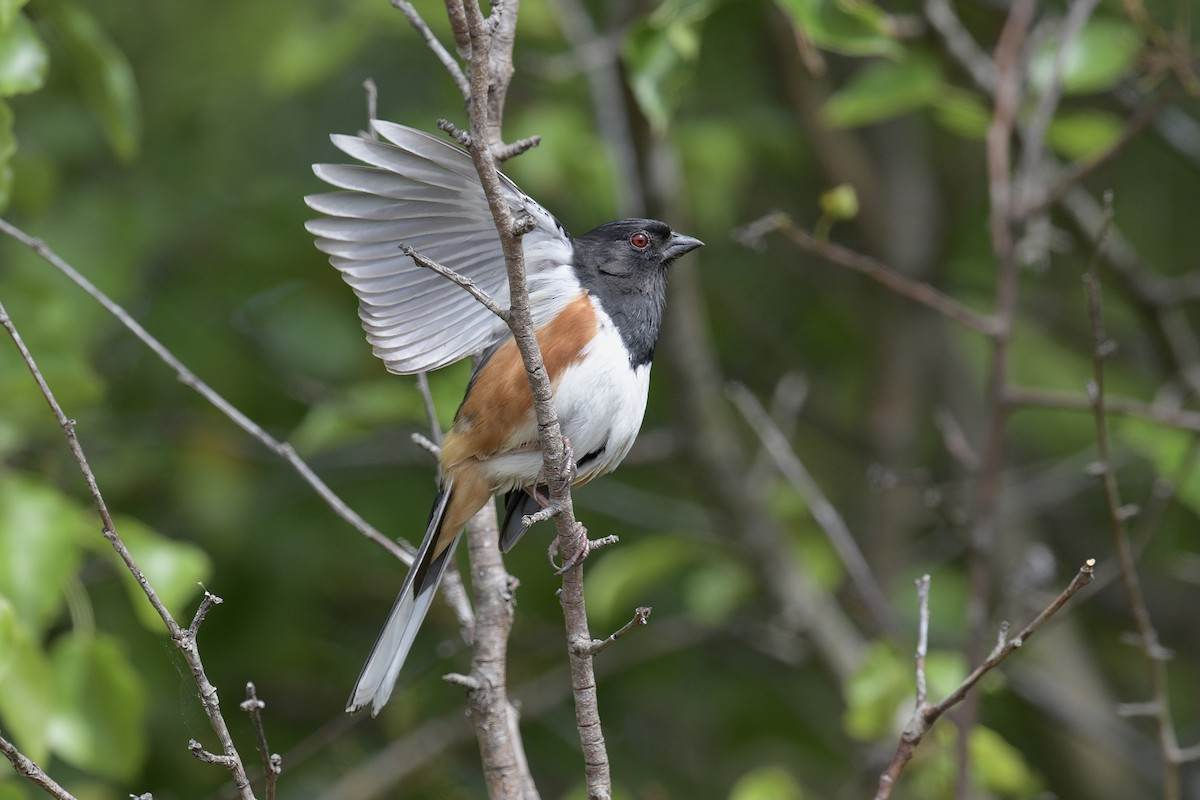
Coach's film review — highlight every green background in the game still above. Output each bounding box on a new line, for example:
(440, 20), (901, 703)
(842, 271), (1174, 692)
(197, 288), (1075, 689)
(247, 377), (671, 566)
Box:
(0, 0), (1198, 798)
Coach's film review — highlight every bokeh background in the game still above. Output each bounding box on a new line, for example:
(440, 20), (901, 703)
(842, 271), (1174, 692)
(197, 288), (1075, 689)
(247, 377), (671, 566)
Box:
(1, 0), (1199, 798)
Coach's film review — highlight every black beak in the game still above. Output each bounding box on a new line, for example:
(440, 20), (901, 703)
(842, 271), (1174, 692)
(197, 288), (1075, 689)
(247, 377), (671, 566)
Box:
(664, 232), (704, 261)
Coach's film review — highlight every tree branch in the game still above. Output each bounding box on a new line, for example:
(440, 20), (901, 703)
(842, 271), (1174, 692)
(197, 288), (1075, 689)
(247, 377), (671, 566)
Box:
(0, 733), (76, 800)
(1082, 205), (1189, 800)
(735, 211), (1000, 337)
(0, 217), (413, 568)
(727, 382), (897, 637)
(873, 560), (1096, 800)
(0, 297), (256, 798)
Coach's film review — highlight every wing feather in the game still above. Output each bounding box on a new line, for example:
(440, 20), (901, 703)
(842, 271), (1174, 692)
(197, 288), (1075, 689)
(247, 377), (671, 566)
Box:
(305, 122), (574, 374)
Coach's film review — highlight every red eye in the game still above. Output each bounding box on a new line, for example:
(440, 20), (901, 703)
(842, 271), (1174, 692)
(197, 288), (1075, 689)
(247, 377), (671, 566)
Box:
(630, 232), (650, 249)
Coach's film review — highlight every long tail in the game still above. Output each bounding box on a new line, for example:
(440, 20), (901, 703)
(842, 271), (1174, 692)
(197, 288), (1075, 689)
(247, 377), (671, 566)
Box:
(347, 485), (461, 716)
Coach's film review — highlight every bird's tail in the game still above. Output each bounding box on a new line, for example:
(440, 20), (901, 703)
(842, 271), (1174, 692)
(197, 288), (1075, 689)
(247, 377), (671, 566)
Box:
(347, 485), (461, 716)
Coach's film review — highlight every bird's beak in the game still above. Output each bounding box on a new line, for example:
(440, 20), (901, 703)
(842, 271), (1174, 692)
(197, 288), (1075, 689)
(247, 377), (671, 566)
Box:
(664, 232), (704, 261)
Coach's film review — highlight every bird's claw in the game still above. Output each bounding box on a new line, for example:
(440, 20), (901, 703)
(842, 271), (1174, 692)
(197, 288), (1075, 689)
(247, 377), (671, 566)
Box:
(549, 521), (590, 574)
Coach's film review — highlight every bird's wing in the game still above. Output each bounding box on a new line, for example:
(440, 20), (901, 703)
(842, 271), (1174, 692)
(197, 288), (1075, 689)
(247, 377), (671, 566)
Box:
(305, 121), (572, 374)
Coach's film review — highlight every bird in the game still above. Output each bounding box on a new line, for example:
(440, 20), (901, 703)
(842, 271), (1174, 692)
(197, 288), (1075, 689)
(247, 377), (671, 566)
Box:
(304, 121), (702, 716)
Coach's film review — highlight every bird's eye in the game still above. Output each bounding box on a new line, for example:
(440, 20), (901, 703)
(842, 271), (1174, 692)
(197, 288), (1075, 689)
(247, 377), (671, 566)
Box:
(630, 232), (650, 249)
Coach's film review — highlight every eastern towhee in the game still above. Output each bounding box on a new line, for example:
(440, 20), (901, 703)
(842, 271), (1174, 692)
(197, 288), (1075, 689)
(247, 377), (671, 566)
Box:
(305, 121), (702, 715)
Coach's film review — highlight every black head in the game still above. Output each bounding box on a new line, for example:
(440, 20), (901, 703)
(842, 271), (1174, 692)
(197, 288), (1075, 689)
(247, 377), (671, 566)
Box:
(572, 219), (703, 286)
(570, 218), (703, 367)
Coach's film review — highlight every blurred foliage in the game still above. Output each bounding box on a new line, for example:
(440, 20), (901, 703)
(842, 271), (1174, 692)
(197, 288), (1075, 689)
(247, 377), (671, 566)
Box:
(0, 0), (1197, 798)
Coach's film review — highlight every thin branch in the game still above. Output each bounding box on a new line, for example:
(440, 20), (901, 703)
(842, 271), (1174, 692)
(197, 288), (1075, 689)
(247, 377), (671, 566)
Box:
(735, 211), (1000, 337)
(873, 560), (1096, 800)
(454, 0), (611, 795)
(958, 3), (1035, 794)
(550, 0), (645, 216)
(0, 298), (256, 798)
(913, 575), (930, 708)
(0, 733), (76, 800)
(393, 0), (470, 99)
(575, 607), (652, 657)
(399, 242), (508, 320)
(241, 683), (281, 800)
(923, 0), (995, 91)
(415, 372), (443, 448)
(727, 382), (898, 637)
(1006, 385), (1200, 432)
(1083, 205), (1186, 800)
(0, 217), (413, 567)
(1015, 0), (1100, 203)
(1030, 91), (1171, 213)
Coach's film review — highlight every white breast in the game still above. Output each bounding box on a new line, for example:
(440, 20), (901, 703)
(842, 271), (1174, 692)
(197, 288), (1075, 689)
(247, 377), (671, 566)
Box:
(478, 296), (651, 492)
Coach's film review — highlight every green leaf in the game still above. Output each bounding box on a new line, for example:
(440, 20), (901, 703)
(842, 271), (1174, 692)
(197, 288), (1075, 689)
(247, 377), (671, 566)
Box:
(775, 0), (900, 58)
(622, 0), (716, 133)
(47, 634), (147, 780)
(821, 53), (943, 128)
(1047, 110), (1122, 160)
(101, 515), (211, 631)
(0, 473), (88, 632)
(843, 642), (909, 741)
(41, 0), (141, 160)
(933, 87), (991, 139)
(970, 725), (1043, 795)
(1030, 17), (1142, 96)
(729, 764), (808, 800)
(0, 599), (53, 764)
(680, 559), (753, 625)
(0, 11), (48, 96)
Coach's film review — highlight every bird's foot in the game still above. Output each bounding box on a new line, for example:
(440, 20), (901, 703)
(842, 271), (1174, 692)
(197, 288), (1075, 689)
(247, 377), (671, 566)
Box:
(550, 521), (590, 573)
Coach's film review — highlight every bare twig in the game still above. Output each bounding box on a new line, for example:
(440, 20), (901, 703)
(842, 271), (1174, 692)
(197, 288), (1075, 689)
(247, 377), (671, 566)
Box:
(399, 243), (509, 320)
(735, 211), (1000, 337)
(550, 0), (645, 216)
(0, 217), (413, 567)
(0, 298), (256, 798)
(1006, 386), (1200, 432)
(873, 560), (1096, 800)
(957, 3), (1036, 793)
(575, 607), (652, 657)
(393, 0), (470, 99)
(0, 733), (76, 800)
(913, 575), (930, 707)
(451, 0), (611, 795)
(923, 0), (995, 91)
(1015, 0), (1101, 203)
(241, 683), (281, 800)
(727, 382), (897, 637)
(1030, 92), (1171, 213)
(1083, 203), (1189, 800)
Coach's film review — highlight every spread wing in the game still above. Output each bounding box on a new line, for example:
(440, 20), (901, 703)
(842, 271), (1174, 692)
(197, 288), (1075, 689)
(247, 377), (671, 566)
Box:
(305, 121), (571, 374)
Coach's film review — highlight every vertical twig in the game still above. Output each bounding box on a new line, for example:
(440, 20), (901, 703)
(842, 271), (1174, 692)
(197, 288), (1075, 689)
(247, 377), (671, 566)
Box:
(1082, 198), (1185, 800)
(241, 683), (281, 800)
(958, 2), (1036, 795)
